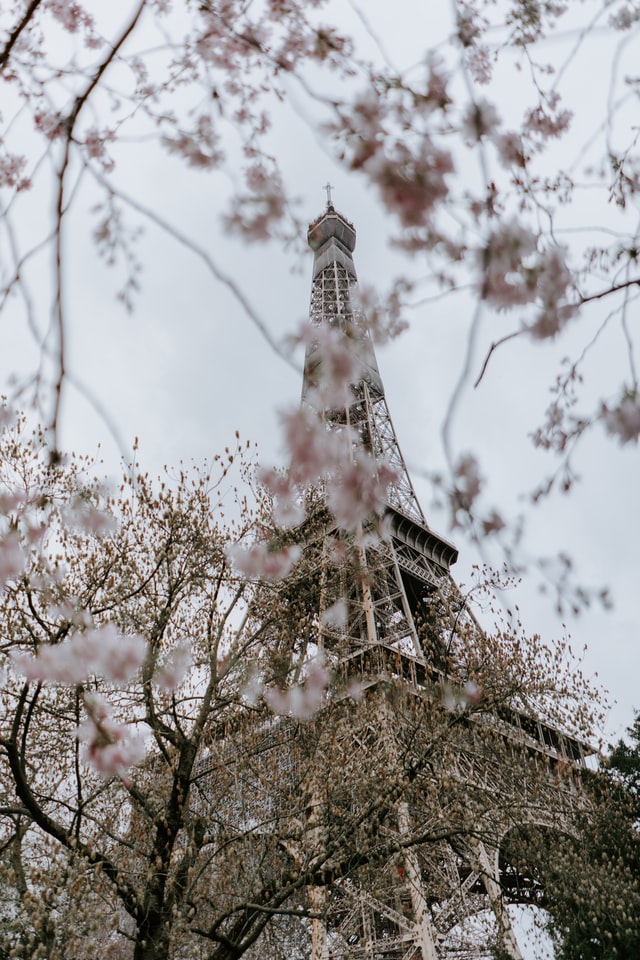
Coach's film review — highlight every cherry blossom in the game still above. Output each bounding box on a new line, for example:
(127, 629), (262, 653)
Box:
(279, 406), (353, 486)
(162, 115), (225, 170)
(477, 218), (538, 309)
(327, 451), (399, 529)
(441, 679), (483, 712)
(449, 453), (483, 527)
(493, 131), (527, 169)
(297, 321), (366, 408)
(13, 624), (146, 684)
(0, 533), (25, 588)
(264, 658), (329, 719)
(461, 98), (500, 143)
(364, 138), (454, 229)
(0, 148), (29, 190)
(153, 643), (192, 691)
(322, 599), (348, 629)
(601, 390), (640, 445)
(226, 541), (301, 579)
(82, 127), (115, 172)
(527, 252), (577, 339)
(77, 692), (145, 779)
(47, 0), (95, 36)
(523, 95), (572, 142)
(62, 494), (117, 536)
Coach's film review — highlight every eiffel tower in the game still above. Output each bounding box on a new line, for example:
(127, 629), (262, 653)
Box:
(278, 196), (589, 960)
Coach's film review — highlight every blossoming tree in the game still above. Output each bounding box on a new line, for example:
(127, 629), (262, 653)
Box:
(0, 416), (604, 960)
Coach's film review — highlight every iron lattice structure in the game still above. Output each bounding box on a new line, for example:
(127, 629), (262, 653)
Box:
(288, 204), (587, 960)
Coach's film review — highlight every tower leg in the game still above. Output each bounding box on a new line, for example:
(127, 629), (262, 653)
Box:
(471, 839), (524, 960)
(397, 801), (439, 960)
(310, 886), (329, 960)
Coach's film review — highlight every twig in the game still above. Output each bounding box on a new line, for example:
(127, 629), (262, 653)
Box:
(473, 330), (522, 389)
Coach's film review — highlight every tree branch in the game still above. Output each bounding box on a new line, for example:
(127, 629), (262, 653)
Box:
(0, 0), (45, 72)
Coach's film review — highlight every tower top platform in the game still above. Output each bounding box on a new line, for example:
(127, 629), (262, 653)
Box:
(308, 206), (356, 254)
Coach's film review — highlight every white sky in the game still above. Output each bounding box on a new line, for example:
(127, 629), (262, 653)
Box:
(1, 0), (638, 746)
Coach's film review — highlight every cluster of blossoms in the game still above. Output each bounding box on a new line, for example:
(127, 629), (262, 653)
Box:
(0, 438), (192, 778)
(601, 389), (640, 445)
(0, 529), (25, 589)
(228, 321), (400, 582)
(11, 620), (151, 778)
(9, 602), (191, 778)
(0, 145), (30, 190)
(364, 138), (454, 229)
(264, 656), (330, 720)
(46, 0), (97, 40)
(12, 624), (146, 685)
(162, 115), (225, 170)
(449, 453), (483, 527)
(77, 691), (146, 780)
(477, 218), (575, 336)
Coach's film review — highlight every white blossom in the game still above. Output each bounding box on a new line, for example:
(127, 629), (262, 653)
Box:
(13, 624), (146, 684)
(226, 541), (301, 579)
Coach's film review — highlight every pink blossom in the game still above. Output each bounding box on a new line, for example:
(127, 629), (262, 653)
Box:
(0, 405), (15, 430)
(272, 493), (305, 528)
(352, 285), (410, 344)
(63, 495), (117, 536)
(0, 150), (29, 190)
(327, 451), (399, 529)
(78, 692), (145, 778)
(82, 128), (115, 172)
(0, 534), (25, 588)
(258, 468), (305, 527)
(162, 116), (224, 169)
(449, 453), (483, 525)
(0, 490), (26, 513)
(33, 110), (66, 141)
(226, 542), (301, 579)
(298, 321), (365, 408)
(241, 667), (264, 707)
(442, 679), (483, 712)
(478, 218), (538, 309)
(364, 139), (454, 228)
(322, 599), (348, 629)
(609, 4), (640, 30)
(465, 45), (493, 85)
(523, 95), (572, 140)
(264, 659), (329, 719)
(154, 644), (192, 691)
(601, 390), (640, 444)
(280, 406), (352, 486)
(47, 0), (95, 34)
(461, 98), (500, 142)
(526, 247), (576, 339)
(493, 131), (527, 169)
(13, 625), (146, 684)
(456, 1), (484, 46)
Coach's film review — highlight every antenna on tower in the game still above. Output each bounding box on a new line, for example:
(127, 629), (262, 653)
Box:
(323, 182), (334, 210)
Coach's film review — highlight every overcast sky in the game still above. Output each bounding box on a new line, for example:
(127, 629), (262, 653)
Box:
(1, 0), (637, 744)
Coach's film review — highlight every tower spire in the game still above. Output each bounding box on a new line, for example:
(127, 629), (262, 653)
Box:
(299, 202), (533, 960)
